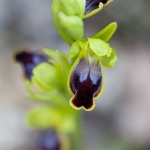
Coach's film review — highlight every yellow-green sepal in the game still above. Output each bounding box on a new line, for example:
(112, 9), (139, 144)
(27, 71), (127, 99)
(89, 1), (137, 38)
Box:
(88, 38), (112, 57)
(25, 80), (67, 106)
(91, 22), (117, 42)
(51, 0), (74, 45)
(101, 49), (118, 68)
(32, 62), (57, 90)
(59, 0), (81, 16)
(59, 12), (84, 41)
(44, 48), (70, 69)
(76, 0), (85, 17)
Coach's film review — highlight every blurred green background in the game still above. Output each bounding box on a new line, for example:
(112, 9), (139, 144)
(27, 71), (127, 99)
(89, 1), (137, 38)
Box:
(0, 0), (150, 150)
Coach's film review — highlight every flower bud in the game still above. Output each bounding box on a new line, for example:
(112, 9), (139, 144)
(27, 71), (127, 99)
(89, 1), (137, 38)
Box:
(59, 12), (84, 41)
(13, 47), (48, 80)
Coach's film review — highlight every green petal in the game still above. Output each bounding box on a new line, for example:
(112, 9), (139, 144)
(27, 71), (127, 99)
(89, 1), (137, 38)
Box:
(67, 39), (88, 58)
(59, 12), (84, 41)
(101, 49), (118, 68)
(88, 38), (112, 57)
(91, 22), (117, 42)
(79, 39), (88, 50)
(67, 41), (80, 58)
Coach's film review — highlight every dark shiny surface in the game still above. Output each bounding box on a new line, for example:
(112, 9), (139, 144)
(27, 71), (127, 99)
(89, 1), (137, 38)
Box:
(38, 130), (61, 150)
(85, 0), (108, 15)
(70, 58), (102, 110)
(14, 49), (48, 80)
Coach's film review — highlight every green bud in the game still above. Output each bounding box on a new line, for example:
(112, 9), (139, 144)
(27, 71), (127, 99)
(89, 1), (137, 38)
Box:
(59, 12), (84, 40)
(59, 0), (81, 16)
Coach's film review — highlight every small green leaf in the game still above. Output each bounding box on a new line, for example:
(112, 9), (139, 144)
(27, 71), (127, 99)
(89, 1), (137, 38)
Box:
(101, 49), (118, 68)
(88, 38), (112, 57)
(92, 22), (117, 42)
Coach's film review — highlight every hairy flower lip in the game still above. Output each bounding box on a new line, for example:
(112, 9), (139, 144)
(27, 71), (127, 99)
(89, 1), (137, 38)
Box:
(69, 57), (103, 111)
(13, 48), (49, 80)
(85, 0), (109, 15)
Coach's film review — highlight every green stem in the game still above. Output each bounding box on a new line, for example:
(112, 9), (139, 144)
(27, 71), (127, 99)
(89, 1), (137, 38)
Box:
(72, 111), (83, 150)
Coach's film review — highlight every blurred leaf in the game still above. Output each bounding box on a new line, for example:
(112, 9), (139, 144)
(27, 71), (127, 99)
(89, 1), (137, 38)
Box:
(25, 80), (67, 106)
(27, 106), (76, 133)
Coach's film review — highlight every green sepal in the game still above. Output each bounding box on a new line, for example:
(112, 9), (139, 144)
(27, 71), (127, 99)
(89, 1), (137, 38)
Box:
(25, 80), (67, 106)
(59, 12), (84, 41)
(101, 49), (118, 68)
(32, 62), (57, 90)
(51, 0), (74, 45)
(91, 22), (117, 42)
(83, 3), (103, 19)
(76, 0), (85, 17)
(59, 0), (81, 16)
(88, 38), (112, 57)
(26, 106), (76, 133)
(44, 48), (70, 69)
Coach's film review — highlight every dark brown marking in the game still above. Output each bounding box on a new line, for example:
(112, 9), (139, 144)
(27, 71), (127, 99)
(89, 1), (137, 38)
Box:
(85, 0), (109, 15)
(70, 58), (102, 110)
(14, 49), (48, 80)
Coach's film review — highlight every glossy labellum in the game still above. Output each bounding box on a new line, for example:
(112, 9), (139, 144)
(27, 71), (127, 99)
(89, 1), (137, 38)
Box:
(68, 50), (104, 111)
(38, 130), (61, 150)
(13, 48), (49, 80)
(85, 0), (110, 15)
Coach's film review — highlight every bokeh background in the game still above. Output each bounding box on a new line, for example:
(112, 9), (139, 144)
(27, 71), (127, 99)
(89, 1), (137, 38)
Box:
(0, 0), (150, 150)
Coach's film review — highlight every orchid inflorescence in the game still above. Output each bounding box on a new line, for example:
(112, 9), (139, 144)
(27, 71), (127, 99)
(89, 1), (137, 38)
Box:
(14, 0), (117, 148)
